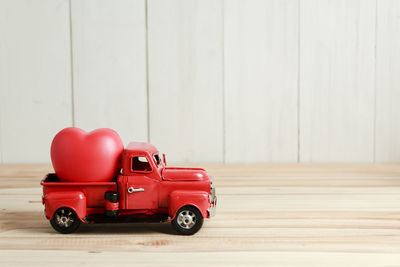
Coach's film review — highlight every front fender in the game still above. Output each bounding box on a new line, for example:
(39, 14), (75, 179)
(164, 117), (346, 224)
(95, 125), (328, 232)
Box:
(168, 190), (209, 220)
(44, 191), (86, 222)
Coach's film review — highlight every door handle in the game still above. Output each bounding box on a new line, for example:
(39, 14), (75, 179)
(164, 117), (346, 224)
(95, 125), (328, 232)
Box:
(128, 187), (144, 194)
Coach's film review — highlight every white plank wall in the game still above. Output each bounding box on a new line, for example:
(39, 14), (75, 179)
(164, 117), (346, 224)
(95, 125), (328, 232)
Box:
(0, 0), (72, 163)
(299, 0), (376, 162)
(71, 0), (148, 145)
(224, 0), (298, 163)
(375, 0), (400, 161)
(147, 0), (224, 162)
(1, 0), (400, 163)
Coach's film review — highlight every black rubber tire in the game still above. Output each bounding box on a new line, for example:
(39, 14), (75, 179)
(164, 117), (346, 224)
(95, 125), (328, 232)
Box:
(50, 207), (81, 234)
(171, 206), (203, 235)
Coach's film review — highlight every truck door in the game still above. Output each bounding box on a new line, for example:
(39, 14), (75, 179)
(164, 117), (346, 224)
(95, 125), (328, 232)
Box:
(125, 155), (159, 210)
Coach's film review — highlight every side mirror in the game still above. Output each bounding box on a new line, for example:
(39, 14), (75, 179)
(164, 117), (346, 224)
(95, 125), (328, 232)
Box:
(163, 153), (167, 166)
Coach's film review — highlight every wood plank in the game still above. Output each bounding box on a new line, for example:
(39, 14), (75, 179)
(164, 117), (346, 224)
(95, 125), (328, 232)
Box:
(2, 250), (400, 267)
(0, 0), (72, 163)
(147, 0), (224, 162)
(71, 0), (148, 144)
(375, 0), (400, 161)
(2, 163), (400, 266)
(224, 0), (299, 163)
(299, 0), (376, 162)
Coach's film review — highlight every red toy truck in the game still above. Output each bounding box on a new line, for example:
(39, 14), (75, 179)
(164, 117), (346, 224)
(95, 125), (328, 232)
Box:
(41, 142), (217, 235)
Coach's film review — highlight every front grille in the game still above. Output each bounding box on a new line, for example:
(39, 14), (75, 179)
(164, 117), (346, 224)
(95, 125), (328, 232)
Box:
(210, 181), (216, 202)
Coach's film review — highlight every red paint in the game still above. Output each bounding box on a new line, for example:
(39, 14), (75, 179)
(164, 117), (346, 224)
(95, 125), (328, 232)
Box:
(42, 135), (217, 235)
(42, 174), (117, 220)
(43, 190), (87, 221)
(162, 167), (209, 181)
(51, 127), (124, 182)
(105, 201), (119, 211)
(168, 190), (210, 219)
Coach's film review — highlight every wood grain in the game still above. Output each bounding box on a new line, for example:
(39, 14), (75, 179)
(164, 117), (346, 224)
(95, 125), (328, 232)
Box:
(224, 0), (298, 163)
(71, 0), (148, 144)
(147, 0), (224, 163)
(0, 0), (72, 163)
(299, 0), (376, 162)
(1, 163), (400, 266)
(375, 0), (400, 162)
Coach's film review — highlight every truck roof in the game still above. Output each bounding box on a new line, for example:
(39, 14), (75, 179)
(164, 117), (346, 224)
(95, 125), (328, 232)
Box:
(126, 142), (158, 154)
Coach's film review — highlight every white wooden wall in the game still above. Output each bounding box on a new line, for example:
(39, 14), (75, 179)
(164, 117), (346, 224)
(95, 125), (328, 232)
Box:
(299, 0), (376, 162)
(1, 0), (400, 163)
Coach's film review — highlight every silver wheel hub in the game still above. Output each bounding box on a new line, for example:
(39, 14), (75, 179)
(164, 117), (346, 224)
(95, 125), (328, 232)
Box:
(55, 209), (74, 228)
(177, 210), (196, 229)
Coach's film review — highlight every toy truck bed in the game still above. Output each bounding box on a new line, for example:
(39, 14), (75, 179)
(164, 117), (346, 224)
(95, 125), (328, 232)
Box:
(41, 173), (117, 221)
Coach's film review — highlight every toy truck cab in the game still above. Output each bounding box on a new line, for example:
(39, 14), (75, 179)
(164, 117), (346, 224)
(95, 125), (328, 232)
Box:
(41, 142), (217, 235)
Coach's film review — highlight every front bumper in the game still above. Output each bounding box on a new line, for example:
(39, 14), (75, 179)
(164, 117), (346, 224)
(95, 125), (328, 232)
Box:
(207, 196), (217, 218)
(207, 180), (217, 218)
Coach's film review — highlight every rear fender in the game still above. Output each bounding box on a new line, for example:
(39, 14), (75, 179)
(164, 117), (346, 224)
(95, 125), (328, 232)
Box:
(168, 190), (209, 220)
(44, 191), (87, 222)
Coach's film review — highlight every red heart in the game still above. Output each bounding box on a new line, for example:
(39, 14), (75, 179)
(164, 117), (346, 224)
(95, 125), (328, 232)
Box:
(51, 127), (124, 182)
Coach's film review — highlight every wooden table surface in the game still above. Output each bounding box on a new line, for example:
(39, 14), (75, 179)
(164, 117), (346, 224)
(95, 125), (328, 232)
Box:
(1, 163), (400, 266)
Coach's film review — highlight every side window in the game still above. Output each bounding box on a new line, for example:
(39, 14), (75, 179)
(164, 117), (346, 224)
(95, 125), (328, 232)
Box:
(131, 156), (151, 172)
(153, 154), (161, 165)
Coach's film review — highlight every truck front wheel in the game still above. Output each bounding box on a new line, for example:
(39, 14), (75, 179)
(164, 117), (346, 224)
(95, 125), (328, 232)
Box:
(172, 206), (203, 235)
(50, 207), (81, 234)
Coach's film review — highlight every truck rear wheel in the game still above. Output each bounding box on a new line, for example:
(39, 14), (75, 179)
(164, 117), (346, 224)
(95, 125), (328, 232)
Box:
(172, 206), (203, 235)
(50, 207), (81, 234)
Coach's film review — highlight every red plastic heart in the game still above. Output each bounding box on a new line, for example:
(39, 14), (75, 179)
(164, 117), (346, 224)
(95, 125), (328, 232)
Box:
(51, 127), (124, 182)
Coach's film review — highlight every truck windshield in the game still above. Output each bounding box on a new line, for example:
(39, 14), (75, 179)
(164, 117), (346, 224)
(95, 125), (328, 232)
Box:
(153, 153), (162, 166)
